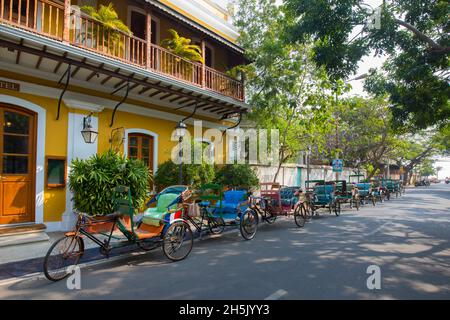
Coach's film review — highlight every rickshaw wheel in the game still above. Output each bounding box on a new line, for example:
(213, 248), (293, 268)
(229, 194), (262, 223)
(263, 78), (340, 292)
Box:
(294, 205), (306, 228)
(240, 209), (258, 240)
(162, 221), (193, 261)
(354, 198), (360, 211)
(43, 235), (84, 282)
(209, 217), (225, 234)
(334, 201), (341, 216)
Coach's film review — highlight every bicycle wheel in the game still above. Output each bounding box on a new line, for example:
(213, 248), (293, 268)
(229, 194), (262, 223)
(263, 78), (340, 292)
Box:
(43, 235), (84, 282)
(208, 217), (225, 234)
(334, 201), (341, 216)
(240, 209), (258, 240)
(294, 204), (306, 228)
(162, 221), (193, 261)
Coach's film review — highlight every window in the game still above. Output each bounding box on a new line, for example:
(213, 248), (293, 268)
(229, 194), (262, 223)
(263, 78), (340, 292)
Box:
(128, 133), (154, 173)
(46, 156), (66, 188)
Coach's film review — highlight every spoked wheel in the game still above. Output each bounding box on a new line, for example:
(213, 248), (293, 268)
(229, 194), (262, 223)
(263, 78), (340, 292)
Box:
(334, 201), (341, 216)
(240, 209), (258, 240)
(162, 221), (193, 261)
(208, 217), (225, 235)
(354, 197), (360, 211)
(43, 235), (84, 282)
(294, 204), (306, 228)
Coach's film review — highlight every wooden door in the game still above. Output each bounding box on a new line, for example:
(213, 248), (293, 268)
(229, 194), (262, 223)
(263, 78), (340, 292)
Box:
(128, 133), (154, 175)
(0, 104), (36, 225)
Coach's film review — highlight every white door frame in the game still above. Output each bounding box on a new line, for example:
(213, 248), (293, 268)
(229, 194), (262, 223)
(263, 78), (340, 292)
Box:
(0, 94), (46, 226)
(123, 128), (159, 178)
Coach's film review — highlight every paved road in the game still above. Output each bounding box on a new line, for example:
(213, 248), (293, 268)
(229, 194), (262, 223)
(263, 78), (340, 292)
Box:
(1, 184), (449, 299)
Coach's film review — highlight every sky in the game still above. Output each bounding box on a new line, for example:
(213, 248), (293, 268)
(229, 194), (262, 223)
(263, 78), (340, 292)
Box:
(212, 0), (386, 96)
(211, 0), (450, 176)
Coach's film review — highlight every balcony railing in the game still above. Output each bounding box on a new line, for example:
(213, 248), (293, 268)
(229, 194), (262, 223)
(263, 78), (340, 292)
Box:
(0, 0), (245, 101)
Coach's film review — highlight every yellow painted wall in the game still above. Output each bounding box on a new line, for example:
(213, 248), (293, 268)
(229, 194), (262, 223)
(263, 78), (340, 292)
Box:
(0, 88), (68, 222)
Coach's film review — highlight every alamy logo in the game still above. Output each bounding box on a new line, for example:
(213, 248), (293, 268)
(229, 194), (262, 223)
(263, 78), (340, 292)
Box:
(366, 265), (381, 290)
(66, 266), (81, 290)
(171, 121), (280, 165)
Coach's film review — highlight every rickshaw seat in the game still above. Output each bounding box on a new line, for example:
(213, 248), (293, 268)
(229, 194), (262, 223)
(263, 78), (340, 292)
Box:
(142, 193), (179, 226)
(215, 190), (248, 214)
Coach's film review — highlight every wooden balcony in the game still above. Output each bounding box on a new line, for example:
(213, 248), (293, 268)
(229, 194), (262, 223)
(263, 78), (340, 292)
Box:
(0, 0), (245, 101)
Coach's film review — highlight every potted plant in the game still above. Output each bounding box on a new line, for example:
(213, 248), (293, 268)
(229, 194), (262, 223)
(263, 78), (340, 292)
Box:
(69, 150), (151, 233)
(78, 3), (132, 57)
(161, 29), (204, 81)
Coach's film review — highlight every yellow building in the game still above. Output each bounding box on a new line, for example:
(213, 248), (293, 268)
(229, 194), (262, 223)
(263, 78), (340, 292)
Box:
(0, 0), (248, 231)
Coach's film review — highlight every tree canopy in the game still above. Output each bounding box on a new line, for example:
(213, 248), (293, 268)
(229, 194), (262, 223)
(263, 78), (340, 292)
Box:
(284, 0), (449, 129)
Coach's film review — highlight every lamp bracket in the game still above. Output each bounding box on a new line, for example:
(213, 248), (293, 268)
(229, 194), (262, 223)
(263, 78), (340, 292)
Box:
(110, 80), (130, 127)
(56, 64), (71, 121)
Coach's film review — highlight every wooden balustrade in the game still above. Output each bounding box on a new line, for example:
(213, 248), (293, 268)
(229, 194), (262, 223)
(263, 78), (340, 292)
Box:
(205, 66), (244, 101)
(0, 0), (245, 101)
(0, 0), (64, 39)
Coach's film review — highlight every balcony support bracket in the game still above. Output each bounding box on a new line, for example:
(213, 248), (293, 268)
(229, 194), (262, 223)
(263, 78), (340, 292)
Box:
(222, 112), (243, 137)
(181, 103), (199, 123)
(56, 64), (71, 120)
(110, 81), (130, 127)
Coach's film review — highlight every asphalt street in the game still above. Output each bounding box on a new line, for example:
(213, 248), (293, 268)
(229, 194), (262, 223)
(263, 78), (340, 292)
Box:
(0, 183), (449, 299)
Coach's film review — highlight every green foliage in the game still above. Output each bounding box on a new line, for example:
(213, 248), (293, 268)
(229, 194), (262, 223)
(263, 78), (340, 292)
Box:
(161, 29), (204, 63)
(154, 160), (215, 191)
(285, 0), (450, 129)
(68, 151), (150, 216)
(81, 3), (131, 35)
(214, 164), (260, 189)
(232, 0), (336, 175)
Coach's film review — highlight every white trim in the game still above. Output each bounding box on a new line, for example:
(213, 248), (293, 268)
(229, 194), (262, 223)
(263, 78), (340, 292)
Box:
(63, 98), (104, 112)
(61, 113), (99, 231)
(124, 128), (159, 179)
(0, 94), (46, 225)
(0, 74), (229, 130)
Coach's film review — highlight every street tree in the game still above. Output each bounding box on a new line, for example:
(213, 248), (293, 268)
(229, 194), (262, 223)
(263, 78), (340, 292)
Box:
(284, 0), (450, 129)
(231, 0), (335, 182)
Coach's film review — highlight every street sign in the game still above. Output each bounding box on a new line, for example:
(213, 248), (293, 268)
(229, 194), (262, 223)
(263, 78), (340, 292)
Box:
(332, 159), (343, 173)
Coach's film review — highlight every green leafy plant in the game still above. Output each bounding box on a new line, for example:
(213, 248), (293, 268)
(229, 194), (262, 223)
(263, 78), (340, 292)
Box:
(214, 164), (259, 189)
(80, 3), (132, 55)
(69, 150), (150, 216)
(154, 160), (215, 191)
(161, 29), (204, 63)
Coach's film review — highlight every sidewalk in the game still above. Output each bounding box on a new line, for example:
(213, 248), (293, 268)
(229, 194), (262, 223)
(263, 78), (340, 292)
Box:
(0, 224), (239, 283)
(0, 231), (144, 283)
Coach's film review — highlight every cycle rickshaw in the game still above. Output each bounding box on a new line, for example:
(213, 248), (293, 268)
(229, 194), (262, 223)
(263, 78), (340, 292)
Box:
(248, 183), (307, 228)
(334, 180), (360, 210)
(305, 180), (341, 216)
(183, 183), (258, 240)
(43, 186), (193, 282)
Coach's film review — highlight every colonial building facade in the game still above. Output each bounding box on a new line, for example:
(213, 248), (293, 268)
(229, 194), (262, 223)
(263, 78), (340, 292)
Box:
(0, 0), (248, 231)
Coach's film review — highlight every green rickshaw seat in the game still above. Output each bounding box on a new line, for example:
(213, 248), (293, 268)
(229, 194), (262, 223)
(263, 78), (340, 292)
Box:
(142, 193), (179, 226)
